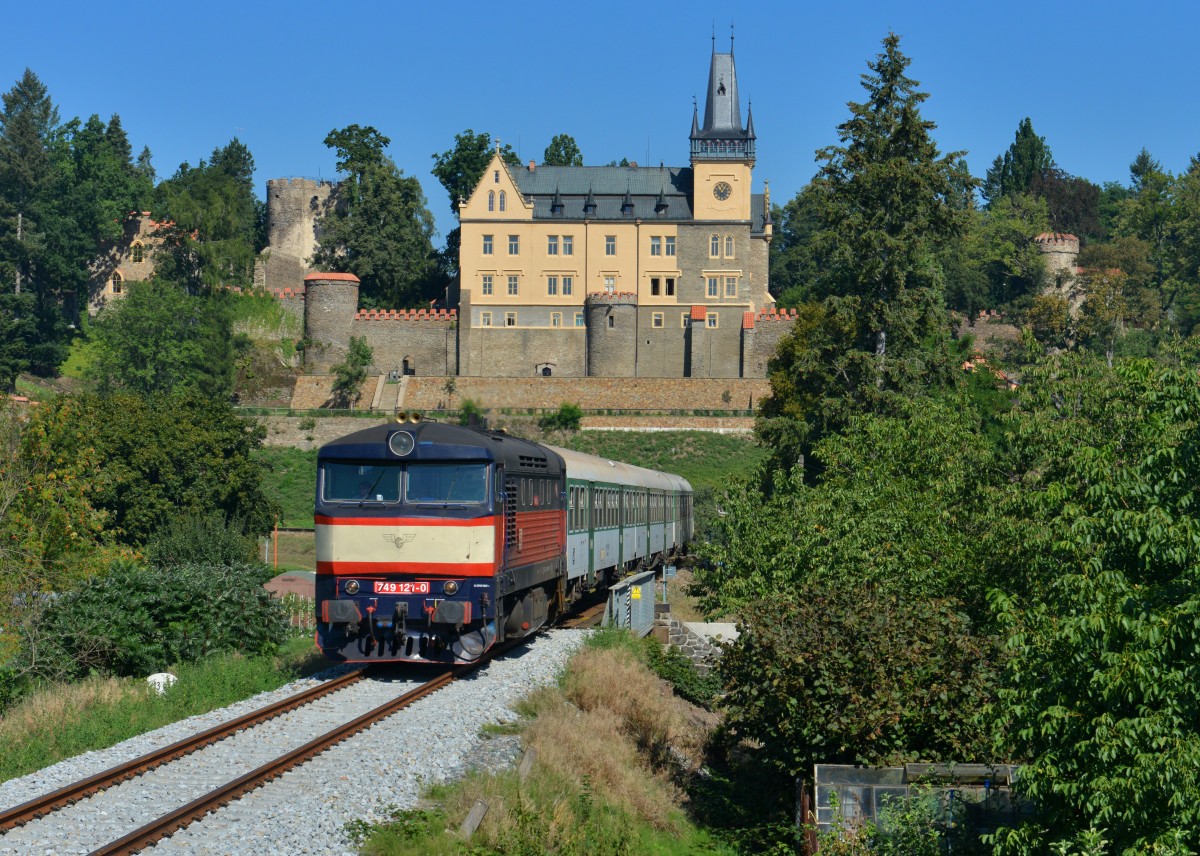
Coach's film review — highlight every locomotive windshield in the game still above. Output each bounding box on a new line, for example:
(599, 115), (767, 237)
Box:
(320, 461), (489, 505)
(322, 462), (402, 503)
(405, 464), (488, 505)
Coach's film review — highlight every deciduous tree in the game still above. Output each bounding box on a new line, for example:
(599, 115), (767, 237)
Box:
(542, 133), (583, 167)
(315, 125), (438, 308)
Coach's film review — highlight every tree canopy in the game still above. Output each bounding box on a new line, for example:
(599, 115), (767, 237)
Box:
(543, 133), (583, 167)
(314, 125), (438, 309)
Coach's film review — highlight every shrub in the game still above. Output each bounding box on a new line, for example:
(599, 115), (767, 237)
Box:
(457, 398), (485, 426)
(143, 513), (257, 567)
(27, 560), (287, 679)
(538, 402), (583, 432)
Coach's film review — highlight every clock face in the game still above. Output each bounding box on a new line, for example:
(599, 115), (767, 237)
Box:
(713, 181), (732, 201)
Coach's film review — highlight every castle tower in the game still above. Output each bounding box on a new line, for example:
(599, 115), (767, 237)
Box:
(689, 40), (756, 222)
(586, 292), (638, 377)
(257, 178), (337, 293)
(303, 272), (360, 373)
(1034, 232), (1080, 280)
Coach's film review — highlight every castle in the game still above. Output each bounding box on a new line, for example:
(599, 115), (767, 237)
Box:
(91, 41), (795, 382)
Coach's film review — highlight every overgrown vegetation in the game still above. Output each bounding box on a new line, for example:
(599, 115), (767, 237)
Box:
(0, 638), (322, 784)
(356, 637), (730, 856)
(253, 446), (319, 528)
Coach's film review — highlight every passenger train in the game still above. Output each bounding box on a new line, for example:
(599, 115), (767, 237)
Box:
(314, 416), (693, 664)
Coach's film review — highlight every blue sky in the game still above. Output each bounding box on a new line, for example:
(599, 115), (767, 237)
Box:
(7, 0), (1198, 246)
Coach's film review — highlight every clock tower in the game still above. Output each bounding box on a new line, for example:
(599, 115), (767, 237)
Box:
(690, 40), (756, 222)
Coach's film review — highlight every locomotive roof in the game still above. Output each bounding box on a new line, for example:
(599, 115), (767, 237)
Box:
(546, 445), (692, 494)
(318, 420), (564, 473)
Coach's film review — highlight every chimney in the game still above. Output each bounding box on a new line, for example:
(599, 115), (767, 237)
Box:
(528, 160), (536, 172)
(628, 161), (638, 168)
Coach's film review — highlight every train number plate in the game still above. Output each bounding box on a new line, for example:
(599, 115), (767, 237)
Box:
(373, 581), (430, 594)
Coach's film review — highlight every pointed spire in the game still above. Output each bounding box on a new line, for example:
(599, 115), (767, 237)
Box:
(691, 98), (700, 139)
(746, 100), (756, 140)
(551, 185), (564, 216)
(655, 188), (668, 215)
(621, 188), (634, 217)
(584, 187), (596, 217)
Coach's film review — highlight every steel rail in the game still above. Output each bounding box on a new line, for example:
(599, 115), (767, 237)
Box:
(0, 667), (367, 831)
(89, 667), (463, 856)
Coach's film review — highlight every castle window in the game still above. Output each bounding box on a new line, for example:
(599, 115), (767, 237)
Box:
(499, 191), (507, 212)
(605, 236), (616, 256)
(665, 236), (675, 256)
(725, 276), (738, 298)
(505, 312), (517, 327)
(710, 234), (720, 257)
(481, 312), (492, 326)
(650, 277), (660, 296)
(574, 313), (585, 327)
(681, 313), (691, 328)
(551, 312), (562, 327)
(608, 314), (615, 328)
(652, 312), (664, 328)
(562, 276), (573, 296)
(547, 276), (558, 296)
(707, 312), (718, 328)
(483, 235), (493, 255)
(508, 275), (519, 295)
(547, 235), (558, 255)
(482, 274), (493, 295)
(494, 170), (499, 183)
(131, 243), (144, 263)
(562, 235), (573, 256)
(111, 271), (123, 294)
(650, 236), (661, 256)
(488, 191), (495, 211)
(665, 277), (676, 296)
(725, 235), (735, 258)
(508, 235), (519, 255)
(706, 277), (719, 298)
(604, 276), (615, 293)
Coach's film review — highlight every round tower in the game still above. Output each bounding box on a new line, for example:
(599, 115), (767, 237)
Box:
(1034, 232), (1080, 280)
(303, 272), (360, 373)
(585, 292), (638, 377)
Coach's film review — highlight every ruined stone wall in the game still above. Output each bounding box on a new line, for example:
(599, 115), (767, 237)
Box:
(351, 310), (458, 376)
(266, 178), (336, 260)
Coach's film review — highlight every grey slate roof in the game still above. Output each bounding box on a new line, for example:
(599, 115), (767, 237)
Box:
(511, 165), (696, 221)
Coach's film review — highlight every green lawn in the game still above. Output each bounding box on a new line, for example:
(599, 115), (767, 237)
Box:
(556, 430), (766, 491)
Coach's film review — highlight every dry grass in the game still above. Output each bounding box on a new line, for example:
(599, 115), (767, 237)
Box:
(0, 675), (135, 739)
(665, 566), (713, 623)
(419, 646), (714, 854)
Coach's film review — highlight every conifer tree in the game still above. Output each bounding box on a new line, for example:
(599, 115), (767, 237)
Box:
(983, 117), (1054, 203)
(759, 33), (967, 475)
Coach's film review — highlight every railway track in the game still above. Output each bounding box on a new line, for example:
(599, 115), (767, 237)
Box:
(0, 623), (600, 855)
(0, 641), (534, 855)
(0, 667), (368, 833)
(90, 668), (461, 855)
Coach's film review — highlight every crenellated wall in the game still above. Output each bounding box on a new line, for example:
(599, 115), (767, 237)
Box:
(351, 309), (458, 377)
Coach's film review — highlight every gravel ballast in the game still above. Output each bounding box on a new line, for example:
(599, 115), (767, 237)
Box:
(0, 629), (587, 855)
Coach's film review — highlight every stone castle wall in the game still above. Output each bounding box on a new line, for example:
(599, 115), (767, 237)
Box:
(398, 376), (771, 412)
(351, 310), (458, 376)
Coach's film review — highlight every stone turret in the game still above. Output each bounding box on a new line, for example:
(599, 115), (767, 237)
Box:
(586, 292), (638, 377)
(303, 272), (360, 373)
(256, 178), (338, 293)
(1034, 232), (1080, 279)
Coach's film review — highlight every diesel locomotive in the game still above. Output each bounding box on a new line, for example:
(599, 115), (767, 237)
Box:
(314, 416), (693, 664)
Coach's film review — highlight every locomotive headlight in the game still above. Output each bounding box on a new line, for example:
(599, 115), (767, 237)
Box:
(344, 579), (360, 595)
(388, 431), (415, 456)
(443, 580), (460, 595)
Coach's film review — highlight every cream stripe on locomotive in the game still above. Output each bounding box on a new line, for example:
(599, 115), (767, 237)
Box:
(315, 520), (496, 575)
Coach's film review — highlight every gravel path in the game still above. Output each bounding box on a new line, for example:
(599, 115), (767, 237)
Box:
(0, 630), (586, 855)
